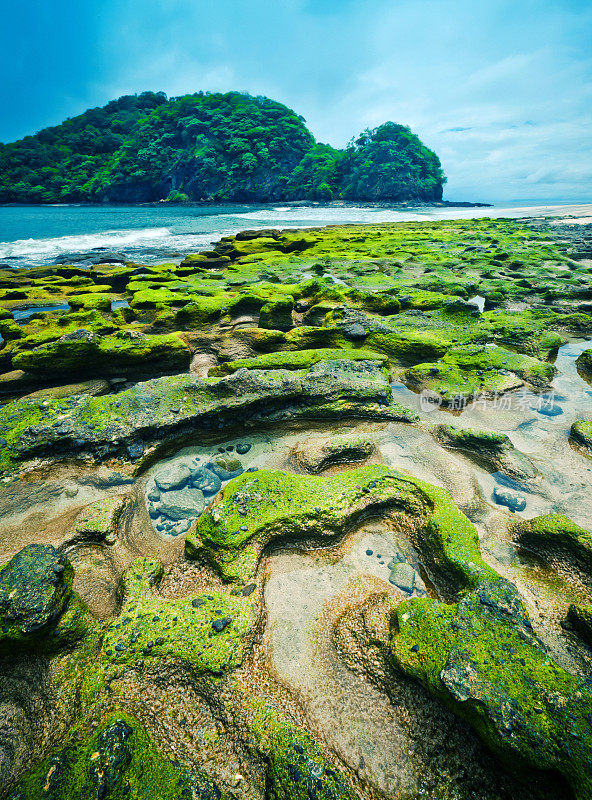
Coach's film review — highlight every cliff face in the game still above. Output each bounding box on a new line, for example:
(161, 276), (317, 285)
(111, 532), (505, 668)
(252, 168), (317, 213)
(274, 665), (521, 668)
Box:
(0, 91), (446, 204)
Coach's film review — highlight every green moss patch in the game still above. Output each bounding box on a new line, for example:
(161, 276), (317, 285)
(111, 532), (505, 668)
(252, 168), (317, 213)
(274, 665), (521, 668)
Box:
(391, 577), (592, 800)
(7, 710), (225, 800)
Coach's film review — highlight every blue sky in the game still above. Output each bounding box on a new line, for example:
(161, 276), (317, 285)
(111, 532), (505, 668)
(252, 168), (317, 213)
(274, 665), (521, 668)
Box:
(1, 0), (591, 201)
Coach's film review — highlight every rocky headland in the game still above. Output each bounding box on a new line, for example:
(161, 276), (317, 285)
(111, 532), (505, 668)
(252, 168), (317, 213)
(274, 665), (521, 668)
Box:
(1, 216), (592, 799)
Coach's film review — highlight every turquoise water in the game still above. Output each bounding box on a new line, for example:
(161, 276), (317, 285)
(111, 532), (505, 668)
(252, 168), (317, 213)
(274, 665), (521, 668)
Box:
(0, 201), (590, 268)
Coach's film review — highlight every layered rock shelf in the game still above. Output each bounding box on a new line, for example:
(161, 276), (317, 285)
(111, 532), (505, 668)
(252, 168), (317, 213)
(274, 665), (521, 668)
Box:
(1, 217), (592, 799)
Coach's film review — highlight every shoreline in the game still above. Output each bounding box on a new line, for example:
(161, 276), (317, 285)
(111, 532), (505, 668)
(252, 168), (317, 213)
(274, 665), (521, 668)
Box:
(0, 198), (494, 209)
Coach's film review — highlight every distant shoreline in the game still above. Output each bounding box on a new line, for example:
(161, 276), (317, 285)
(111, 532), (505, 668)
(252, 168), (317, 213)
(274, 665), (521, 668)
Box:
(0, 199), (492, 209)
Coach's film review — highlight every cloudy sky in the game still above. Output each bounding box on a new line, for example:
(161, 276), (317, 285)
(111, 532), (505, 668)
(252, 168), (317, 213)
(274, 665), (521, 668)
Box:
(2, 0), (591, 201)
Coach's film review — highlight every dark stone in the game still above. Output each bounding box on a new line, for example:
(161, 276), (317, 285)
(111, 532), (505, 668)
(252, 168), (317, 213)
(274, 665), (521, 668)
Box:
(126, 441), (144, 460)
(212, 617), (231, 632)
(0, 544), (73, 644)
(89, 719), (133, 799)
(493, 487), (527, 513)
(190, 467), (222, 496)
(179, 769), (222, 800)
(342, 323), (367, 340)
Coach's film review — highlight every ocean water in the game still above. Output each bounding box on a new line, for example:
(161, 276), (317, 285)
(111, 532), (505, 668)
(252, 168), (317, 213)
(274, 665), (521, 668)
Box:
(0, 201), (590, 269)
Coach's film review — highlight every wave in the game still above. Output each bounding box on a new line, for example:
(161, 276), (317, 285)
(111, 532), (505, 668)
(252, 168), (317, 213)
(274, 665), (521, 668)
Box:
(0, 227), (173, 260)
(214, 205), (431, 224)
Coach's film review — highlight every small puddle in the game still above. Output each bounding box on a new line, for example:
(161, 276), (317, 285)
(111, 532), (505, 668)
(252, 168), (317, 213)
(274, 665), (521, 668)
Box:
(468, 294), (486, 313)
(11, 303), (70, 322)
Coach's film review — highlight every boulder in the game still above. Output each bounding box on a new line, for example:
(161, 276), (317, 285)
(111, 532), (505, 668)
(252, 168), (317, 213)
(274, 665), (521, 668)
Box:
(0, 544), (73, 649)
(290, 434), (374, 473)
(154, 462), (192, 492)
(575, 349), (592, 375)
(156, 486), (207, 521)
(0, 360), (414, 476)
(570, 420), (592, 451)
(12, 329), (191, 378)
(391, 577), (592, 800)
(513, 513), (592, 582)
(432, 424), (536, 481)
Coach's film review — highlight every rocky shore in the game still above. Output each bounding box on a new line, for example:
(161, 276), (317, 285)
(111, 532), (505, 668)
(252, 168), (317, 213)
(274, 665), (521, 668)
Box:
(1, 216), (592, 799)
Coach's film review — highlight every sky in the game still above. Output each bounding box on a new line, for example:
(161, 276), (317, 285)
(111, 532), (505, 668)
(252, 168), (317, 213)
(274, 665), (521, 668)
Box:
(1, 0), (591, 202)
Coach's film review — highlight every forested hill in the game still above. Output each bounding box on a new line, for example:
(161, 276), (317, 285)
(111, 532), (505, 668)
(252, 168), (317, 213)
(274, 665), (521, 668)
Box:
(0, 91), (446, 204)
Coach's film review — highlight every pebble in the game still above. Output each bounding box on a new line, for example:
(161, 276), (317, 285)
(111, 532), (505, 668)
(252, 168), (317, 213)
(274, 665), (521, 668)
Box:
(212, 617), (231, 632)
(493, 487), (527, 512)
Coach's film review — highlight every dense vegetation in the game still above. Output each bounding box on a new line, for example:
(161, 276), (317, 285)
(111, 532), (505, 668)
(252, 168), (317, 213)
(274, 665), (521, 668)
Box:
(0, 91), (446, 204)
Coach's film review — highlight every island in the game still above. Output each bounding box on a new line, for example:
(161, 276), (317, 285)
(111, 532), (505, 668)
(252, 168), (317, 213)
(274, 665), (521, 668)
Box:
(0, 91), (446, 204)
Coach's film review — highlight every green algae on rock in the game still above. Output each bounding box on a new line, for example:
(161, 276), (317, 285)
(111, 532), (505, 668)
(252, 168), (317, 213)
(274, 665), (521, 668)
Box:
(6, 711), (225, 800)
(570, 420), (592, 454)
(390, 577), (592, 800)
(209, 347), (389, 377)
(405, 344), (556, 405)
(575, 348), (592, 376)
(186, 466), (497, 589)
(0, 360), (413, 476)
(247, 699), (356, 800)
(98, 557), (254, 674)
(13, 329), (191, 378)
(512, 513), (592, 582)
(0, 544), (91, 653)
(432, 424), (536, 481)
(1, 215), (592, 800)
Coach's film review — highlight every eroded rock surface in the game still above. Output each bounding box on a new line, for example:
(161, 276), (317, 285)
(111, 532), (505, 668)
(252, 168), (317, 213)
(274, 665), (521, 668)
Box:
(2, 217), (592, 800)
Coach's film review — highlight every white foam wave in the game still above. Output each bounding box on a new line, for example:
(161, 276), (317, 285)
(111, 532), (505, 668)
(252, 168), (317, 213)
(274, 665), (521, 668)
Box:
(0, 227), (172, 260)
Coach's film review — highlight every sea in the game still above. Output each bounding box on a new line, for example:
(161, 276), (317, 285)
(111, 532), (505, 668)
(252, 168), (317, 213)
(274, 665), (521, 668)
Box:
(0, 201), (591, 269)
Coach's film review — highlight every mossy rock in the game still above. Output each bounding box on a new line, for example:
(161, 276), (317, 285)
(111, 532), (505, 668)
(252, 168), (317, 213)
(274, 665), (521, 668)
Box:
(7, 711), (225, 800)
(175, 293), (235, 325)
(13, 329), (191, 377)
(97, 557), (254, 673)
(67, 292), (114, 311)
(391, 577), (592, 799)
(0, 360), (412, 476)
(209, 348), (388, 377)
(248, 699), (356, 800)
(513, 513), (592, 581)
(433, 424), (536, 480)
(406, 344), (555, 404)
(364, 329), (450, 365)
(576, 349), (592, 375)
(570, 420), (592, 452)
(258, 297), (294, 331)
(186, 466), (496, 589)
(0, 544), (90, 653)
